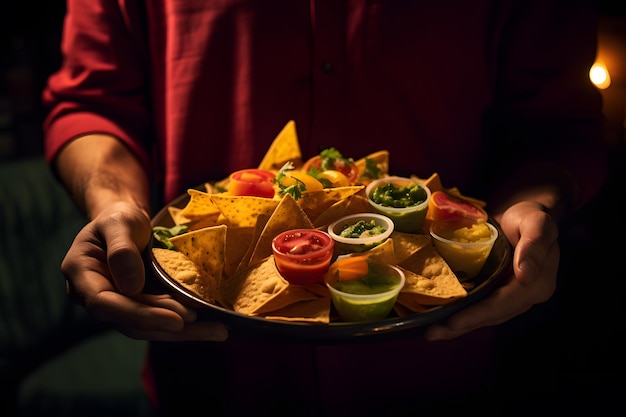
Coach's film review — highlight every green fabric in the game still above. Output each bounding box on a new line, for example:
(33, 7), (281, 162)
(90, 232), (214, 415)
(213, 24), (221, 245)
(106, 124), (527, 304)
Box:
(17, 331), (152, 417)
(0, 157), (154, 417)
(0, 157), (86, 352)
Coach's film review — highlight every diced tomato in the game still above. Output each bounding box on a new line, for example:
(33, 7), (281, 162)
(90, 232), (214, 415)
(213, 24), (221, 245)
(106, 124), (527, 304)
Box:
(272, 229), (335, 285)
(428, 191), (488, 222)
(228, 169), (276, 198)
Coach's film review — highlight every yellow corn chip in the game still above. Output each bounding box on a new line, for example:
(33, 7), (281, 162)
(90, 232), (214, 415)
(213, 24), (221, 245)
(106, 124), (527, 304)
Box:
(261, 297), (331, 323)
(179, 189), (221, 221)
(390, 231), (432, 264)
(152, 247), (217, 303)
(258, 120), (303, 171)
(312, 194), (372, 228)
(167, 206), (189, 225)
(220, 257), (285, 313)
(398, 265), (467, 306)
(210, 194), (279, 228)
(297, 186), (364, 223)
(354, 150), (389, 184)
(223, 226), (256, 279)
(247, 194), (314, 267)
(169, 224), (227, 300)
(233, 213), (271, 275)
(343, 237), (396, 265)
(252, 284), (319, 316)
(412, 172), (486, 208)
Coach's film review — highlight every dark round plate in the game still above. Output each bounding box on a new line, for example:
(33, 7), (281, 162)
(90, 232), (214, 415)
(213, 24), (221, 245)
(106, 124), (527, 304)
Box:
(149, 190), (512, 342)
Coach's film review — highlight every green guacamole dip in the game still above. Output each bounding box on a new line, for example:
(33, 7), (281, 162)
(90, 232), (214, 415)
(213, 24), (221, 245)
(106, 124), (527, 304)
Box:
(339, 220), (386, 239)
(334, 271), (400, 295)
(370, 183), (427, 208)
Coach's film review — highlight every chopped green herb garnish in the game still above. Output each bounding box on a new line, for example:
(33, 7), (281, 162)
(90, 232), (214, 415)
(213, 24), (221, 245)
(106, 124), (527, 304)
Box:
(152, 224), (188, 249)
(274, 162), (307, 200)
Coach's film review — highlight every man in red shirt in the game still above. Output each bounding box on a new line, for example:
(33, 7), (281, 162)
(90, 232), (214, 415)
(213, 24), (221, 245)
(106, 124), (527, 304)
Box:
(43, 1), (608, 415)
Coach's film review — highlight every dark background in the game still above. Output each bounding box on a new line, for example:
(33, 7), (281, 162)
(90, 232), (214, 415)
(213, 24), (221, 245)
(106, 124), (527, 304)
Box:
(0, 1), (624, 415)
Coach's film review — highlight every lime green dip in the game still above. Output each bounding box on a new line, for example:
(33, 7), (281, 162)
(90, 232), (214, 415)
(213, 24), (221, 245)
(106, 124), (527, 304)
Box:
(339, 220), (386, 239)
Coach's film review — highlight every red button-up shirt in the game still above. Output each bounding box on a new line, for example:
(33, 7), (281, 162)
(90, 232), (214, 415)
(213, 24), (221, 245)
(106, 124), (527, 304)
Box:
(43, 0), (606, 205)
(42, 1), (608, 414)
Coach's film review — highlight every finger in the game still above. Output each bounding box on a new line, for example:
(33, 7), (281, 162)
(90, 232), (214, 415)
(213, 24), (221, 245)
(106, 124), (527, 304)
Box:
(88, 290), (189, 332)
(514, 210), (559, 285)
(133, 293), (199, 323)
(99, 210), (152, 295)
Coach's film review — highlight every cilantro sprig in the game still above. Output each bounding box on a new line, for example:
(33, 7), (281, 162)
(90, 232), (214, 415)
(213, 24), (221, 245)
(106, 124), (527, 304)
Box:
(319, 147), (354, 171)
(359, 157), (383, 181)
(152, 224), (188, 249)
(274, 162), (307, 200)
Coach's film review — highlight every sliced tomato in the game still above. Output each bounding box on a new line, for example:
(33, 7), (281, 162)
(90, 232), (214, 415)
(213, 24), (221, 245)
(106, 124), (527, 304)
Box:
(303, 155), (359, 185)
(327, 256), (369, 281)
(428, 191), (488, 222)
(228, 169), (276, 198)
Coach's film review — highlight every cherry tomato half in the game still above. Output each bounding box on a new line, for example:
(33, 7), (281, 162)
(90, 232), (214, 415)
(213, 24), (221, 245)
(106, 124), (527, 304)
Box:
(303, 155), (359, 185)
(228, 169), (276, 198)
(428, 190), (488, 222)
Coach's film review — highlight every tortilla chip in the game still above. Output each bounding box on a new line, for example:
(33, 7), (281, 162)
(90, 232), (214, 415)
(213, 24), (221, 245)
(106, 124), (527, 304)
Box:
(247, 194), (314, 267)
(221, 257), (314, 315)
(258, 120), (303, 171)
(413, 172), (444, 193)
(398, 243), (467, 306)
(412, 172), (486, 209)
(169, 224), (227, 300)
(399, 266), (467, 306)
(231, 213), (271, 276)
(178, 189), (222, 221)
(354, 150), (389, 183)
(223, 226), (256, 279)
(447, 187), (487, 208)
(390, 232), (432, 264)
(261, 297), (331, 323)
(210, 194), (279, 228)
(312, 194), (372, 228)
(152, 247), (217, 303)
(399, 239), (453, 278)
(297, 186), (364, 223)
(252, 284), (319, 316)
(305, 283), (331, 298)
(168, 206), (189, 225)
(343, 237), (396, 265)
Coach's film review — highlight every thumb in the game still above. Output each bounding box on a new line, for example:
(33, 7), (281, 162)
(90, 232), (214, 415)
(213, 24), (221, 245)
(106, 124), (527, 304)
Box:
(100, 205), (153, 295)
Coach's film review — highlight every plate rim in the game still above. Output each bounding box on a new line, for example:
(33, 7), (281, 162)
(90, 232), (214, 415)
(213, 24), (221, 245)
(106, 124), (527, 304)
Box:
(148, 188), (512, 341)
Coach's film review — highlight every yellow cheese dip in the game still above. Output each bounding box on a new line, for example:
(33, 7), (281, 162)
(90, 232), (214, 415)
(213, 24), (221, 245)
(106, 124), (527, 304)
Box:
(430, 219), (497, 280)
(446, 220), (492, 243)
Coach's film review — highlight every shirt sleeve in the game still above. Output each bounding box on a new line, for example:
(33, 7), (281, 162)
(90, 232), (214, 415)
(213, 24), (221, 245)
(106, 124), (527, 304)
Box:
(42, 0), (153, 173)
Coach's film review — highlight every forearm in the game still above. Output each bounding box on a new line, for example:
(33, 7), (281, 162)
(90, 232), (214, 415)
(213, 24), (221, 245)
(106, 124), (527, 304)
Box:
(55, 134), (151, 220)
(487, 160), (580, 225)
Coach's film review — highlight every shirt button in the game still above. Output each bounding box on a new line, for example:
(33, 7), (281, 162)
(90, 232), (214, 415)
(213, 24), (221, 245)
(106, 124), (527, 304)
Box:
(321, 62), (334, 73)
